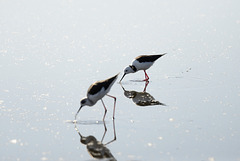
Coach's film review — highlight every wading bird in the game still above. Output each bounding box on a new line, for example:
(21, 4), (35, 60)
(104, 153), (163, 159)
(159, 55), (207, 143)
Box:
(120, 54), (166, 82)
(75, 73), (119, 120)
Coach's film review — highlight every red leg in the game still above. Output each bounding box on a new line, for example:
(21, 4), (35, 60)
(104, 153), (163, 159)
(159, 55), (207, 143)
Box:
(143, 70), (149, 81)
(106, 94), (117, 119)
(143, 80), (149, 92)
(101, 99), (107, 121)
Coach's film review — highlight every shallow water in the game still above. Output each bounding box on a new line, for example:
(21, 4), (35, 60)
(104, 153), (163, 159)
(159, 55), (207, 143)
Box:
(1, 0), (240, 161)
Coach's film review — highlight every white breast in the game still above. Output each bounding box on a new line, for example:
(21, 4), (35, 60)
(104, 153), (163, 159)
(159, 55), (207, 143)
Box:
(132, 60), (154, 71)
(87, 87), (108, 104)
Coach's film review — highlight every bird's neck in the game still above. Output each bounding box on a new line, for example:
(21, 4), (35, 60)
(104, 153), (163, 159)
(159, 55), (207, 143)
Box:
(129, 65), (137, 72)
(87, 99), (95, 106)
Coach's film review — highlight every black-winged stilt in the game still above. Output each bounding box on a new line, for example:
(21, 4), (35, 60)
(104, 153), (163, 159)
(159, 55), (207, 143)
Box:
(120, 54), (166, 82)
(75, 73), (119, 120)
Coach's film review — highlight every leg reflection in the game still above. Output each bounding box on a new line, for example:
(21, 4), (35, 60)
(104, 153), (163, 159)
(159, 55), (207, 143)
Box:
(74, 119), (117, 160)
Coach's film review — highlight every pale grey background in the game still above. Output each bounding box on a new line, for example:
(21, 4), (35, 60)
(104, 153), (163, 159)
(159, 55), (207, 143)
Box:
(0, 0), (240, 160)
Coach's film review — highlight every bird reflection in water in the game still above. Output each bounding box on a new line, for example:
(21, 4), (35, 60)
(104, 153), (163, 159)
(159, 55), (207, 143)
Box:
(74, 120), (117, 161)
(120, 81), (166, 106)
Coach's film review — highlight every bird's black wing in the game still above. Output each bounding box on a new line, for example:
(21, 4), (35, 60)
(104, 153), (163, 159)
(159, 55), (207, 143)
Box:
(87, 74), (118, 95)
(135, 54), (166, 63)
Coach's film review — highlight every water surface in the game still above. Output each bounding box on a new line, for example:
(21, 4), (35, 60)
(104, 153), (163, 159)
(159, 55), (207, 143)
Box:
(1, 0), (240, 161)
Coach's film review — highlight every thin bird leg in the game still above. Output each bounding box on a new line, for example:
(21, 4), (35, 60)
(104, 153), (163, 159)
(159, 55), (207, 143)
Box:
(143, 70), (149, 81)
(106, 94), (117, 119)
(101, 120), (107, 142)
(143, 80), (149, 92)
(101, 99), (107, 121)
(105, 119), (117, 145)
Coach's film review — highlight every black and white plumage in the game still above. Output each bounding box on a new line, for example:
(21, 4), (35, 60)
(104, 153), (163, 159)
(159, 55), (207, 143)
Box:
(75, 73), (119, 120)
(120, 54), (166, 82)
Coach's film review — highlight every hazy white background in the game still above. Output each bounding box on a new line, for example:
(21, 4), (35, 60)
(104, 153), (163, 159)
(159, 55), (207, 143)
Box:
(1, 0), (240, 160)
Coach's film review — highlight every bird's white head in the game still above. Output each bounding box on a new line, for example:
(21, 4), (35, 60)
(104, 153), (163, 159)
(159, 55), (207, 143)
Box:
(80, 97), (92, 107)
(124, 66), (136, 74)
(120, 66), (136, 82)
(75, 97), (93, 120)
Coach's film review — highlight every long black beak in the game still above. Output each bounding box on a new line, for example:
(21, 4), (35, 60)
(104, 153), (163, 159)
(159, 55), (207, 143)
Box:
(75, 105), (83, 120)
(120, 73), (126, 82)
